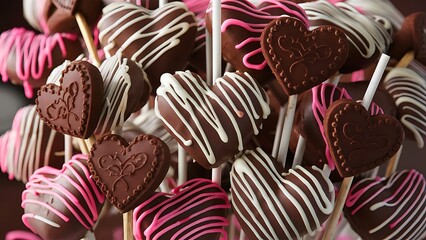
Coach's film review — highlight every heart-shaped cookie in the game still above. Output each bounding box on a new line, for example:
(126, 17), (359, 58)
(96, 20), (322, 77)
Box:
(206, 0), (309, 85)
(344, 169), (426, 240)
(231, 148), (335, 240)
(97, 2), (197, 91)
(261, 17), (349, 95)
(36, 60), (104, 139)
(155, 71), (270, 169)
(88, 134), (170, 213)
(133, 178), (230, 240)
(324, 99), (404, 177)
(22, 154), (105, 240)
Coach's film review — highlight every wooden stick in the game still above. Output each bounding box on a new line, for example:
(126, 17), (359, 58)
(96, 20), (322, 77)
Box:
(75, 12), (101, 67)
(396, 51), (415, 68)
(123, 211), (133, 240)
(385, 145), (403, 178)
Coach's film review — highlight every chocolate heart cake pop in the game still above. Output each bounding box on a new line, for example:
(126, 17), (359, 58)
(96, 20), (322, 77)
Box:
(0, 28), (83, 98)
(300, 1), (392, 73)
(98, 2), (198, 91)
(155, 70), (270, 169)
(88, 133), (170, 213)
(95, 54), (151, 136)
(36, 60), (104, 139)
(344, 169), (426, 240)
(206, 0), (309, 85)
(231, 148), (335, 240)
(22, 154), (105, 240)
(0, 105), (65, 183)
(383, 67), (426, 149)
(261, 16), (349, 95)
(133, 178), (230, 240)
(324, 98), (404, 177)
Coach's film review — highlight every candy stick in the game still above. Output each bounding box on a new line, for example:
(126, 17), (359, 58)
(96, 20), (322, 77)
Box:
(75, 13), (101, 67)
(277, 94), (297, 166)
(123, 211), (133, 240)
(177, 145), (187, 185)
(271, 104), (287, 158)
(64, 135), (73, 162)
(211, 0), (222, 184)
(396, 51), (415, 68)
(322, 54), (390, 240)
(385, 145), (403, 177)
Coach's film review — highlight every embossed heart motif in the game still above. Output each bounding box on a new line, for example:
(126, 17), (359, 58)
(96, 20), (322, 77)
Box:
(22, 155), (105, 240)
(231, 148), (335, 240)
(98, 2), (197, 91)
(88, 134), (170, 213)
(344, 169), (426, 240)
(324, 99), (404, 177)
(133, 178), (230, 240)
(36, 60), (104, 139)
(155, 71), (270, 169)
(206, 0), (309, 85)
(261, 17), (349, 95)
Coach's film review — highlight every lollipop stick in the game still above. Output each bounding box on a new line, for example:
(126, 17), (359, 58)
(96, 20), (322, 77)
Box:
(271, 104), (287, 158)
(64, 135), (73, 162)
(277, 94), (298, 166)
(322, 54), (390, 240)
(292, 136), (306, 168)
(75, 12), (101, 67)
(177, 145), (187, 185)
(123, 211), (133, 240)
(385, 145), (403, 177)
(211, 0), (222, 184)
(396, 51), (415, 68)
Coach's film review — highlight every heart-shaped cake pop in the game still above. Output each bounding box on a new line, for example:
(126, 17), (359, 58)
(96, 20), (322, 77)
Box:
(133, 178), (230, 240)
(155, 71), (270, 169)
(231, 148), (335, 240)
(324, 99), (404, 177)
(344, 169), (426, 240)
(88, 134), (170, 213)
(206, 0), (309, 85)
(22, 155), (105, 240)
(97, 2), (197, 91)
(261, 17), (349, 95)
(36, 60), (104, 139)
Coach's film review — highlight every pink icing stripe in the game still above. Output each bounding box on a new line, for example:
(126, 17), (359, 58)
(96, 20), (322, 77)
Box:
(133, 178), (229, 240)
(22, 155), (104, 231)
(5, 230), (41, 240)
(0, 28), (77, 98)
(345, 178), (385, 214)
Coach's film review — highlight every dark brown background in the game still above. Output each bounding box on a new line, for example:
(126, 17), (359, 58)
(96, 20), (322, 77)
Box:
(0, 1), (425, 239)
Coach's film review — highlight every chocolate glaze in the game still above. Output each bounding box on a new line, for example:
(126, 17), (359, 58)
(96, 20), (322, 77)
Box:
(88, 134), (170, 213)
(324, 99), (403, 177)
(21, 155), (104, 240)
(344, 169), (426, 239)
(36, 60), (104, 139)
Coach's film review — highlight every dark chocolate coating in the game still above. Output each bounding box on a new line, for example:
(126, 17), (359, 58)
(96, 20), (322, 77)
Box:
(36, 60), (104, 139)
(324, 99), (403, 177)
(88, 134), (171, 213)
(261, 17), (349, 95)
(344, 169), (426, 240)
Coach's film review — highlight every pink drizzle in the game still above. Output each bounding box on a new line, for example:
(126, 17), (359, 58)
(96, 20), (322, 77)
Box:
(133, 178), (230, 240)
(0, 28), (77, 98)
(21, 155), (104, 231)
(207, 0), (308, 71)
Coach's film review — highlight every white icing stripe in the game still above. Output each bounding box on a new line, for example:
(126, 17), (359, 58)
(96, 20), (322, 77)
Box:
(22, 213), (61, 228)
(231, 148), (334, 240)
(98, 2), (197, 69)
(155, 71), (269, 165)
(300, 1), (391, 59)
(384, 67), (426, 148)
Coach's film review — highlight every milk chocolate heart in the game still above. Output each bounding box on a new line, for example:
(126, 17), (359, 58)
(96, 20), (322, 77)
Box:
(98, 2), (197, 91)
(155, 71), (270, 169)
(324, 99), (404, 177)
(88, 134), (170, 213)
(344, 169), (426, 240)
(206, 0), (309, 85)
(22, 155), (105, 240)
(261, 17), (349, 95)
(231, 148), (335, 240)
(133, 178), (230, 240)
(36, 60), (104, 139)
